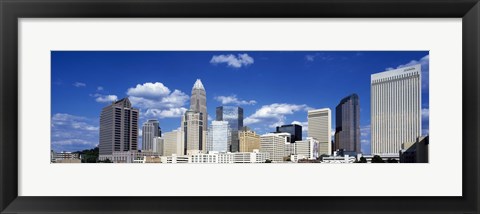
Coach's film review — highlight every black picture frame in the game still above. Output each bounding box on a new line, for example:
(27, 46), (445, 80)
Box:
(1, 0), (479, 213)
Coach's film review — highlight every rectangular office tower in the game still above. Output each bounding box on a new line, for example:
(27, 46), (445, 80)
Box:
(216, 106), (243, 152)
(308, 108), (331, 156)
(371, 64), (422, 155)
(99, 97), (139, 159)
(182, 110), (204, 155)
(334, 94), (360, 153)
(206, 121), (231, 152)
(142, 119), (161, 151)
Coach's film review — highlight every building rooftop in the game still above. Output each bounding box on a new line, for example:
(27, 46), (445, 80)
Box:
(192, 79), (205, 90)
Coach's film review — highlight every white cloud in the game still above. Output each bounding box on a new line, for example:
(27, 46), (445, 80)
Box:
(94, 94), (118, 103)
(291, 121), (308, 132)
(51, 113), (99, 151)
(126, 82), (189, 119)
(422, 108), (429, 120)
(210, 53), (254, 68)
(144, 107), (188, 119)
(244, 103), (311, 128)
(360, 125), (370, 137)
(73, 82), (86, 87)
(97, 86), (104, 91)
(386, 54), (429, 90)
(214, 95), (256, 105)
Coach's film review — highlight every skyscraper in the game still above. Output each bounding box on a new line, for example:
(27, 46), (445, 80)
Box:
(239, 126), (261, 152)
(190, 79), (207, 131)
(275, 124), (302, 143)
(334, 94), (360, 153)
(308, 108), (331, 156)
(142, 119), (161, 151)
(216, 106), (243, 152)
(182, 110), (204, 155)
(371, 64), (422, 154)
(99, 97), (139, 160)
(206, 120), (231, 152)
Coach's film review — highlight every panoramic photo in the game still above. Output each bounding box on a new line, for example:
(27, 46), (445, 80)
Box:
(51, 51), (429, 164)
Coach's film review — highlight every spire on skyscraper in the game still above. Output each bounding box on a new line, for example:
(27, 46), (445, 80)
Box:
(192, 79), (205, 90)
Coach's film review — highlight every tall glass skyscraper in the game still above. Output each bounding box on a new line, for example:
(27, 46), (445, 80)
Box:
(206, 121), (231, 152)
(334, 94), (360, 153)
(216, 106), (243, 152)
(99, 97), (139, 159)
(142, 119), (161, 151)
(371, 64), (422, 154)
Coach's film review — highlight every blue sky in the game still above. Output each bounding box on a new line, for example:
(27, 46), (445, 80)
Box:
(51, 51), (429, 154)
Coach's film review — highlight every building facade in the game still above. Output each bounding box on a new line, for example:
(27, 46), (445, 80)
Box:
(239, 127), (261, 152)
(275, 124), (302, 143)
(190, 79), (207, 131)
(99, 97), (139, 160)
(206, 120), (231, 152)
(294, 137), (319, 160)
(308, 108), (332, 156)
(371, 64), (422, 154)
(142, 119), (161, 151)
(182, 110), (204, 155)
(216, 106), (243, 152)
(153, 137), (164, 155)
(260, 133), (289, 162)
(163, 129), (183, 156)
(334, 94), (360, 153)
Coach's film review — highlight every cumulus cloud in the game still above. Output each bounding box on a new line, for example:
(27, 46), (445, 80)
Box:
(97, 86), (104, 91)
(210, 53), (254, 68)
(73, 82), (86, 87)
(51, 113), (99, 152)
(93, 94), (118, 103)
(386, 54), (429, 90)
(214, 95), (256, 105)
(126, 82), (189, 119)
(244, 103), (311, 128)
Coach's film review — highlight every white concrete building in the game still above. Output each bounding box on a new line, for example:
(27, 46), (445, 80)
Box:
(160, 154), (190, 164)
(152, 137), (164, 155)
(163, 129), (183, 156)
(260, 133), (289, 162)
(308, 108), (332, 156)
(371, 64), (422, 155)
(190, 150), (269, 163)
(322, 155), (356, 163)
(294, 137), (319, 160)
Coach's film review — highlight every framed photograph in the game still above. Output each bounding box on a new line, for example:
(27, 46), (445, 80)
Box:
(1, 0), (479, 213)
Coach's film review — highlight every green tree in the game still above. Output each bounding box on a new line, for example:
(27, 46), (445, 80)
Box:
(265, 159), (272, 163)
(387, 158), (398, 163)
(358, 156), (367, 163)
(371, 155), (385, 163)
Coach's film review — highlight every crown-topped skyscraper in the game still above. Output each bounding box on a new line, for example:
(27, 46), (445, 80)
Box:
(190, 79), (207, 131)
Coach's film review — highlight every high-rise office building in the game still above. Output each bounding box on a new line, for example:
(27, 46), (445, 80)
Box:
(260, 133), (290, 162)
(182, 110), (204, 155)
(142, 119), (161, 151)
(153, 137), (164, 155)
(239, 127), (261, 152)
(99, 97), (139, 159)
(308, 108), (331, 156)
(216, 106), (243, 152)
(275, 124), (302, 143)
(163, 129), (183, 156)
(190, 79), (207, 131)
(334, 94), (360, 153)
(294, 137), (319, 160)
(206, 121), (231, 152)
(371, 64), (422, 154)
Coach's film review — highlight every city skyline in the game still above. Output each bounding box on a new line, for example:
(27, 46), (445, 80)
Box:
(51, 51), (429, 154)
